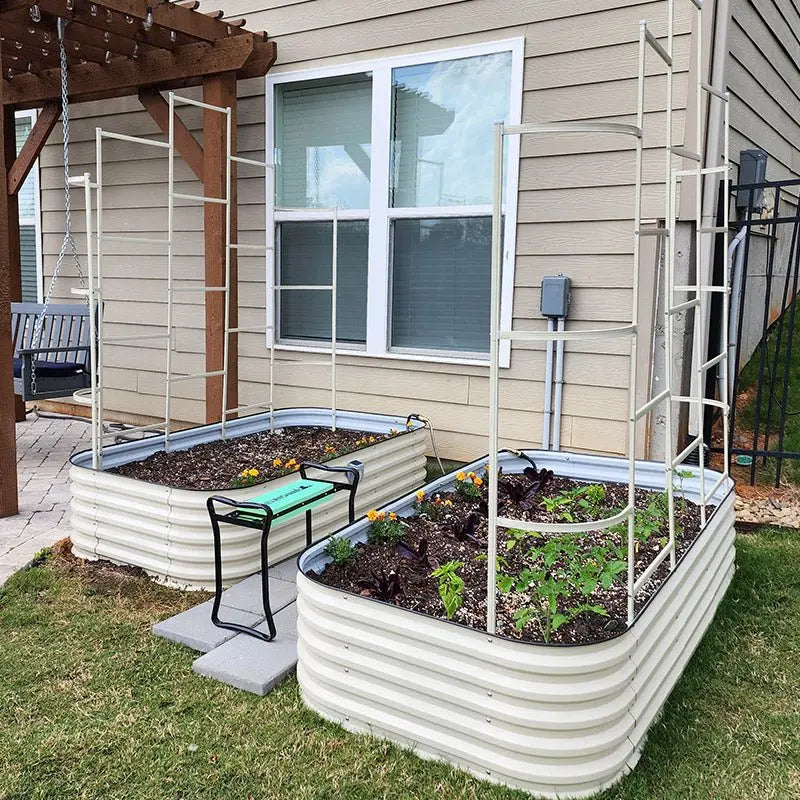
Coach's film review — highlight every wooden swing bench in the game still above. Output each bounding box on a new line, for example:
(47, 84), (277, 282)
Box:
(11, 302), (93, 402)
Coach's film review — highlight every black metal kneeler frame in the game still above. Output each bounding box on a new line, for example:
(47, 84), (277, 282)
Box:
(206, 461), (361, 642)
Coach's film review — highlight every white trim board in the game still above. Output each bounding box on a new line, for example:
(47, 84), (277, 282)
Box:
(265, 36), (525, 369)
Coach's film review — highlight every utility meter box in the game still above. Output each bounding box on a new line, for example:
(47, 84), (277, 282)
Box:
(736, 149), (768, 211)
(540, 274), (571, 318)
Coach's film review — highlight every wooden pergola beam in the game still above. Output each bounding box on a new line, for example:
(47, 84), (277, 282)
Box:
(8, 101), (60, 195)
(138, 89), (203, 181)
(1, 34), (269, 109)
(202, 71), (237, 422)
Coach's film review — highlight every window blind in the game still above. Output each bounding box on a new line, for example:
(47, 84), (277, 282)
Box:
(391, 217), (492, 353)
(279, 220), (368, 343)
(276, 76), (372, 210)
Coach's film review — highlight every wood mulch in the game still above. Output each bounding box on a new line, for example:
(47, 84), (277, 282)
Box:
(108, 426), (395, 490)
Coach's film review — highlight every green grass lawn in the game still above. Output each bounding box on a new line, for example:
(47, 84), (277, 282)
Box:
(0, 531), (798, 800)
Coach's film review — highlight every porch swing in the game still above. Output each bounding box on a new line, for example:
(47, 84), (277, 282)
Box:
(11, 17), (94, 403)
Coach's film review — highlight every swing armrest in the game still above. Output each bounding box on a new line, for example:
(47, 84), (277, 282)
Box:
(18, 345), (91, 356)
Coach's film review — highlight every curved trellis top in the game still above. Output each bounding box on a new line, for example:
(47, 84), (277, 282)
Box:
(0, 0), (276, 109)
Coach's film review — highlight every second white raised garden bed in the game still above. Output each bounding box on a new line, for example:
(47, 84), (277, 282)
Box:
(297, 449), (735, 799)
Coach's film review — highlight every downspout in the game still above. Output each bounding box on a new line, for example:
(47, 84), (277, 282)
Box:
(690, 0), (732, 435)
(726, 227), (748, 398)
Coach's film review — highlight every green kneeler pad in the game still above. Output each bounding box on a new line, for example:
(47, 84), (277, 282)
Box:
(233, 479), (336, 524)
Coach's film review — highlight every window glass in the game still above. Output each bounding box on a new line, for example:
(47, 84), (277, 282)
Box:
(278, 220), (368, 343)
(15, 117), (36, 219)
(276, 75), (372, 209)
(390, 217), (491, 352)
(390, 52), (512, 208)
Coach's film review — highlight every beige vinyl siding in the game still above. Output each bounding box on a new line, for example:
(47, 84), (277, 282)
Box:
(728, 0), (800, 184)
(40, 0), (698, 460)
(727, 0), (800, 363)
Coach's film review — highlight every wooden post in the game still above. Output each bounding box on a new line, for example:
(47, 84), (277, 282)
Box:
(0, 85), (20, 516)
(202, 72), (238, 423)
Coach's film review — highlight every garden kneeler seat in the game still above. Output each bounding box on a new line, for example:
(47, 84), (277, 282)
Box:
(206, 461), (362, 642)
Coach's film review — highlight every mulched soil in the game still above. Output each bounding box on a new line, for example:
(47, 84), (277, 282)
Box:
(108, 426), (396, 490)
(311, 473), (714, 646)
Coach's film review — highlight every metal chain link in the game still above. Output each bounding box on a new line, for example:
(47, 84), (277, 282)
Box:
(30, 17), (88, 396)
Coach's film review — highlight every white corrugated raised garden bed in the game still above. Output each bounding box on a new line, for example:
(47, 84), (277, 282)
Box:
(69, 408), (428, 588)
(297, 449), (735, 799)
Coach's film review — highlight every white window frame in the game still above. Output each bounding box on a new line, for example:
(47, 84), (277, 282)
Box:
(265, 37), (524, 367)
(15, 108), (43, 302)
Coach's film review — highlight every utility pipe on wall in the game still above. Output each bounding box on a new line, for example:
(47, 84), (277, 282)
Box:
(553, 317), (566, 450)
(542, 318), (555, 449)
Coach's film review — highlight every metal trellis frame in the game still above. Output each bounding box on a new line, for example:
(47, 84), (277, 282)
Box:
(487, 0), (731, 633)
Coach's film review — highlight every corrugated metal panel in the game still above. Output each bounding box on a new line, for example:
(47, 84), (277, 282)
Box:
(70, 409), (427, 588)
(296, 451), (736, 799)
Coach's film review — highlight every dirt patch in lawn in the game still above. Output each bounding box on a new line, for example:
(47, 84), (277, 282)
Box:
(311, 471), (712, 646)
(108, 426), (399, 490)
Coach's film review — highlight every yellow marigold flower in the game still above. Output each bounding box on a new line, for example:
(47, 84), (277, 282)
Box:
(456, 471), (467, 482)
(390, 428), (398, 436)
(293, 464), (301, 471)
(406, 420), (413, 427)
(272, 458), (283, 467)
(286, 458), (297, 467)
(473, 476), (484, 487)
(444, 499), (453, 507)
(368, 436), (376, 443)
(367, 509), (379, 521)
(389, 512), (398, 521)
(415, 490), (425, 502)
(249, 469), (259, 477)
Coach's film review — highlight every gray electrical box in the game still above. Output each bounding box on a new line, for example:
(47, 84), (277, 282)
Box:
(736, 149), (768, 211)
(540, 274), (571, 318)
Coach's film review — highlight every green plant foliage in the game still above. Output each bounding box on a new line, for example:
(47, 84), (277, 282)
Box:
(497, 535), (626, 642)
(430, 560), (465, 620)
(323, 536), (357, 567)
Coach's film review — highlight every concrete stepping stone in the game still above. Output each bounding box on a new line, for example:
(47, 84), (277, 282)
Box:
(220, 573), (297, 617)
(191, 604), (299, 695)
(153, 599), (264, 653)
(269, 557), (299, 583)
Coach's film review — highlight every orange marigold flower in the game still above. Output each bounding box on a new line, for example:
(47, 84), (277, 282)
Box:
(389, 512), (398, 521)
(378, 511), (387, 521)
(472, 476), (484, 487)
(467, 471), (476, 479)
(367, 509), (379, 521)
(272, 458), (283, 467)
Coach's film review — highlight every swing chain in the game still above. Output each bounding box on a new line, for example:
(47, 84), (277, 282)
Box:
(30, 17), (88, 397)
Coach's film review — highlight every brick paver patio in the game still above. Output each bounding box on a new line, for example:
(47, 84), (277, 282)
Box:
(0, 414), (91, 586)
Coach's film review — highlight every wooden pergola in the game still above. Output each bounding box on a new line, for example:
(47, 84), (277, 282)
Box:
(0, 0), (277, 517)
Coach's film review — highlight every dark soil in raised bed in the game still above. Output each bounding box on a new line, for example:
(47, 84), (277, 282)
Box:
(108, 426), (397, 490)
(311, 472), (716, 646)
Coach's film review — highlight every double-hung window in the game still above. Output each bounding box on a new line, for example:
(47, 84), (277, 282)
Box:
(268, 39), (523, 363)
(15, 110), (42, 302)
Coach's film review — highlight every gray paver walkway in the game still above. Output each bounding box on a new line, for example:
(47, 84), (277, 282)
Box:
(0, 414), (91, 586)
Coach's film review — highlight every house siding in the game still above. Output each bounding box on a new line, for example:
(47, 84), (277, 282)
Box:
(728, 0), (800, 365)
(40, 0), (701, 460)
